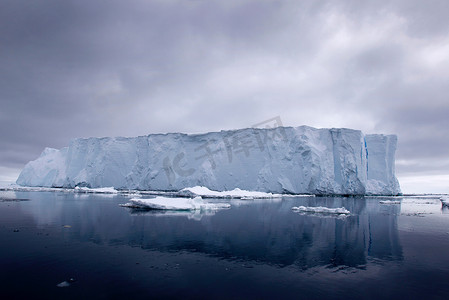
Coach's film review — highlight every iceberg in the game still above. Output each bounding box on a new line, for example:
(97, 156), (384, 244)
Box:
(121, 196), (231, 211)
(16, 126), (401, 195)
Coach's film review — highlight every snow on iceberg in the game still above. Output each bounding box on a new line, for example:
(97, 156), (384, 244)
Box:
(121, 196), (231, 211)
(16, 126), (401, 195)
(179, 186), (282, 199)
(291, 206), (350, 215)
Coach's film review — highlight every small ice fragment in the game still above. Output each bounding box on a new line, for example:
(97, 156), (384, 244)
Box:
(291, 206), (350, 214)
(379, 200), (401, 204)
(56, 281), (70, 288)
(63, 225), (71, 228)
(56, 278), (76, 287)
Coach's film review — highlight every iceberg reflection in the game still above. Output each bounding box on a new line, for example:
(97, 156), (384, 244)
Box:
(11, 192), (404, 269)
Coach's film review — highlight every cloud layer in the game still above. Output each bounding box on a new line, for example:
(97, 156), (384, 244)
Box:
(1, 0), (448, 192)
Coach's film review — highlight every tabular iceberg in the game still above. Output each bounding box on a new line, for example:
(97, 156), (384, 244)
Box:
(16, 126), (401, 195)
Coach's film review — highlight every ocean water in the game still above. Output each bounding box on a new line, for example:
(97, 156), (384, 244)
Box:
(1, 191), (449, 299)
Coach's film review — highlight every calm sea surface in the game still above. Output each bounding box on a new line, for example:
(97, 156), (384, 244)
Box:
(1, 191), (449, 299)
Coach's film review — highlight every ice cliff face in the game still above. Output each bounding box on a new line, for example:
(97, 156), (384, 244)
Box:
(16, 126), (401, 195)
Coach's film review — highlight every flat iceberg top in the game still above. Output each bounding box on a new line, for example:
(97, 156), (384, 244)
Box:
(16, 125), (401, 195)
(124, 196), (231, 211)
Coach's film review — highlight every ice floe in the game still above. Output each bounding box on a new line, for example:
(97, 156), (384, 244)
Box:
(121, 196), (231, 211)
(0, 184), (119, 195)
(1, 184), (305, 199)
(179, 186), (283, 199)
(56, 278), (76, 288)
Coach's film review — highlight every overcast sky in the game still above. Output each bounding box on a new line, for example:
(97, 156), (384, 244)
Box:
(1, 0), (448, 193)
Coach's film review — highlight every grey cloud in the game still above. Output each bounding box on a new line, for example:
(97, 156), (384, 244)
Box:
(0, 0), (448, 192)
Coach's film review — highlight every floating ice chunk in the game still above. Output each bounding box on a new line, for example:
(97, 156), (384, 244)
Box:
(379, 200), (401, 204)
(56, 281), (70, 288)
(123, 196), (231, 211)
(291, 206), (350, 214)
(56, 278), (76, 288)
(180, 186), (282, 199)
(0, 185), (120, 195)
(126, 193), (142, 198)
(1, 186), (63, 193)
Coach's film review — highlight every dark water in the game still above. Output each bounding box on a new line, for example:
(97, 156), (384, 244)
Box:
(1, 191), (449, 299)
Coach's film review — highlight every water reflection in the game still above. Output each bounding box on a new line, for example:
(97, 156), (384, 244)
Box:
(127, 208), (218, 221)
(3, 191), (403, 269)
(442, 200), (449, 214)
